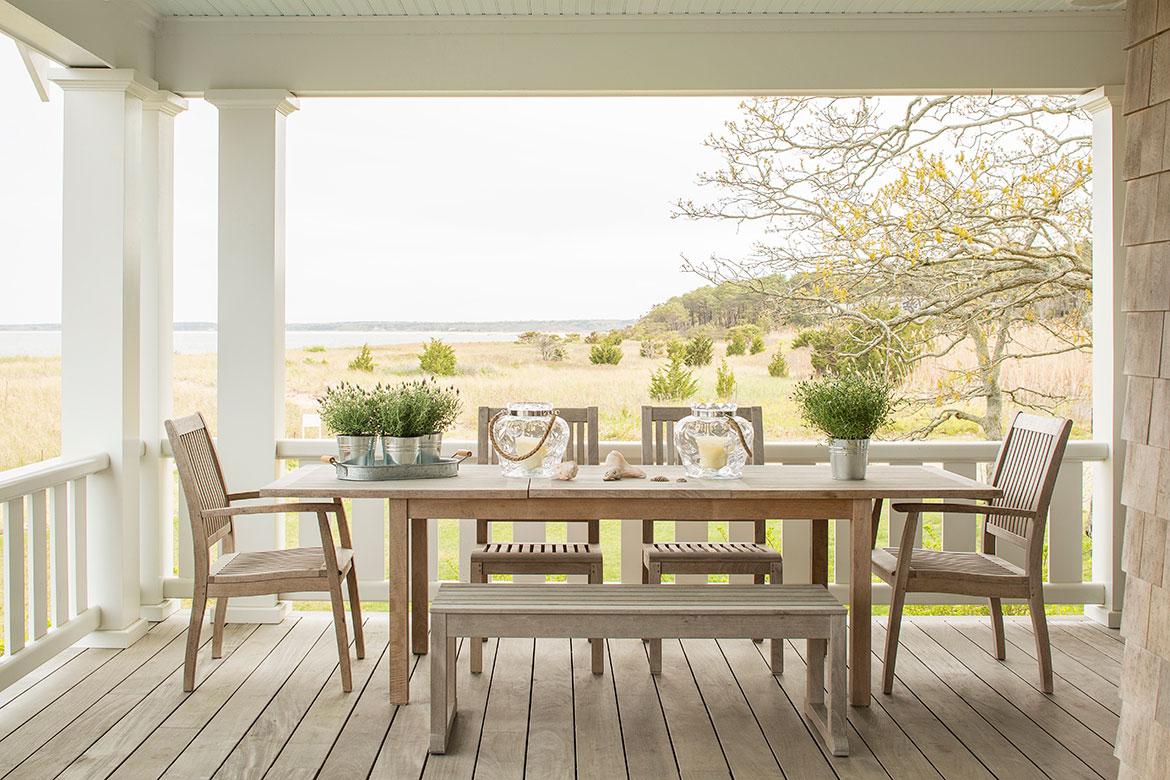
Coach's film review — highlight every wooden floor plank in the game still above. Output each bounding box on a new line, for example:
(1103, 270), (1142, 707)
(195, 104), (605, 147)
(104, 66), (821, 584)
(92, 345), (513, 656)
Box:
(949, 619), (1120, 744)
(524, 638), (575, 780)
(718, 639), (839, 780)
(261, 616), (392, 780)
(999, 621), (1121, 715)
(473, 638), (533, 780)
(1045, 625), (1121, 685)
(1054, 623), (1124, 664)
(570, 638), (627, 780)
(55, 623), (256, 780)
(0, 646), (84, 709)
(0, 647), (120, 739)
(918, 621), (1118, 779)
(368, 644), (428, 779)
(0, 616), (188, 774)
(654, 638), (730, 779)
(421, 638), (500, 780)
(1073, 619), (1125, 646)
(609, 638), (678, 780)
(105, 618), (300, 780)
(896, 622), (1100, 780)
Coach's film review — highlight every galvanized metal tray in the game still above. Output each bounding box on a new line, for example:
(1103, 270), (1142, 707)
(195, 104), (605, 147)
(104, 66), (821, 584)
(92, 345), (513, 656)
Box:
(326, 451), (472, 481)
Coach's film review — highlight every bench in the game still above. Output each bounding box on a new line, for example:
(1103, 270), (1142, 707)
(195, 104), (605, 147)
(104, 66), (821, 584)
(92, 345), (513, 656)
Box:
(429, 583), (848, 756)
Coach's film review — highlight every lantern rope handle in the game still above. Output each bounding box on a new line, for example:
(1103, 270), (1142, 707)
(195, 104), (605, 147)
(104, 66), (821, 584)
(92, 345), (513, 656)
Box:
(488, 409), (561, 463)
(724, 413), (753, 464)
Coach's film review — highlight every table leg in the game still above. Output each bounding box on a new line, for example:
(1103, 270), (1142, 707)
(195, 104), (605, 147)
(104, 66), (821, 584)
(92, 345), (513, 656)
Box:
(389, 499), (410, 704)
(811, 519), (829, 586)
(412, 516), (429, 655)
(849, 498), (872, 707)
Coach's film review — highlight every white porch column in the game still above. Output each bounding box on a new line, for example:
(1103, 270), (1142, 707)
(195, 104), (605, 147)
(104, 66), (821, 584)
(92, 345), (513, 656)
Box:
(1080, 85), (1127, 628)
(139, 90), (187, 622)
(49, 68), (157, 647)
(205, 90), (298, 623)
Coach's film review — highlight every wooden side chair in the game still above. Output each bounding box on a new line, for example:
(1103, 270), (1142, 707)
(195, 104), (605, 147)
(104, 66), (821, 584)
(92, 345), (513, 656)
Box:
(471, 406), (604, 673)
(166, 412), (364, 692)
(873, 412), (1072, 694)
(640, 405), (784, 674)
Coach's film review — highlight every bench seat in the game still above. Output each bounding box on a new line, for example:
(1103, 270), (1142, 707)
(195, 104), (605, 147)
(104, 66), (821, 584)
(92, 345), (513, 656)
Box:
(429, 583), (848, 757)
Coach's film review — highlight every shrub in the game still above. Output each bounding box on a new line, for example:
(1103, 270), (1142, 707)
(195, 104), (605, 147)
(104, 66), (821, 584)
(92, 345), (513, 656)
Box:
(601, 331), (624, 347)
(318, 382), (378, 436)
(792, 372), (897, 440)
(790, 304), (922, 381)
(648, 357), (699, 401)
(521, 332), (566, 361)
(725, 334), (746, 356)
(715, 359), (736, 400)
(304, 345), (326, 353)
(584, 331), (601, 344)
(589, 343), (623, 365)
(348, 343), (376, 372)
(768, 348), (789, 378)
(749, 335), (766, 355)
(666, 338), (687, 361)
(639, 339), (664, 359)
(684, 334), (713, 367)
(564, 333), (581, 343)
(419, 338), (457, 376)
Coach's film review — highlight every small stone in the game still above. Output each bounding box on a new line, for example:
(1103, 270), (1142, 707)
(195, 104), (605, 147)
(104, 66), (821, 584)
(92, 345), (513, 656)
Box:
(650, 475), (669, 482)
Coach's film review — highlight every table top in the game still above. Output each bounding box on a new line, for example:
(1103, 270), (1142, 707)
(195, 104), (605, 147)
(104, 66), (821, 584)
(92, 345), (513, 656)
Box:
(260, 462), (999, 501)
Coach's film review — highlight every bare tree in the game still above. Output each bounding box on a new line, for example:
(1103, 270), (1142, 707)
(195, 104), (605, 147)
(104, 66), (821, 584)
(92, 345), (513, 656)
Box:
(675, 95), (1092, 439)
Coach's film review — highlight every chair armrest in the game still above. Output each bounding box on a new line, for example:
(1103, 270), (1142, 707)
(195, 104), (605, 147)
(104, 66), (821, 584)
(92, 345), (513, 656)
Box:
(226, 491), (262, 502)
(202, 501), (341, 518)
(889, 502), (1034, 518)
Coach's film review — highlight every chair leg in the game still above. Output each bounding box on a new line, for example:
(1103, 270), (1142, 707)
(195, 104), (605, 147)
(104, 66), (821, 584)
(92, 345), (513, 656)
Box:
(328, 577), (353, 692)
(470, 561), (485, 674)
(1029, 591), (1054, 694)
(212, 596), (228, 659)
(770, 561), (784, 674)
(184, 587), (208, 692)
(648, 561), (663, 675)
(347, 567), (365, 660)
(589, 561), (604, 675)
(883, 578), (908, 695)
(989, 597), (1006, 660)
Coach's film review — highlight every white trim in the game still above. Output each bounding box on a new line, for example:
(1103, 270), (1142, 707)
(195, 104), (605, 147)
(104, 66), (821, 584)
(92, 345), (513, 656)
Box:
(0, 455), (109, 504)
(0, 607), (101, 693)
(73, 616), (150, 648)
(47, 67), (158, 99)
(14, 41), (51, 102)
(139, 599), (180, 621)
(204, 89), (299, 115)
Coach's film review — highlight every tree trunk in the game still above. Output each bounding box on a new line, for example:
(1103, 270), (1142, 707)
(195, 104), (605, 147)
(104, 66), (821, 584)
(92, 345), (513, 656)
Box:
(967, 321), (1004, 441)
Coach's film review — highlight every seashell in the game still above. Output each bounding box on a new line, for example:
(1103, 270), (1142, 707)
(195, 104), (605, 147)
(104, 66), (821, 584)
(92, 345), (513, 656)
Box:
(553, 461), (578, 480)
(604, 450), (646, 479)
(676, 477), (687, 483)
(650, 475), (669, 482)
(602, 466), (622, 481)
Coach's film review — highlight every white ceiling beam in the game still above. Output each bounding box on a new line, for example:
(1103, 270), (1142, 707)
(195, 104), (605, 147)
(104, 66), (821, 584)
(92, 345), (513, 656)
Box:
(0, 0), (157, 72)
(155, 11), (1126, 96)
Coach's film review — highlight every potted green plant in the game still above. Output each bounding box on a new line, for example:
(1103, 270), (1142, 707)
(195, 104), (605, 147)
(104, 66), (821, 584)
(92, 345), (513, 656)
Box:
(375, 380), (462, 465)
(792, 372), (896, 480)
(318, 382), (379, 465)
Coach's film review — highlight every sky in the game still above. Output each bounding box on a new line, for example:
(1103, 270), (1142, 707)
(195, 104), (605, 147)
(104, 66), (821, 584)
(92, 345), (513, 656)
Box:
(0, 39), (763, 325)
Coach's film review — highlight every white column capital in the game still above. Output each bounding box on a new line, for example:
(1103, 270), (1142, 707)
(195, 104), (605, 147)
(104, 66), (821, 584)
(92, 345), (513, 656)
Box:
(1078, 85), (1125, 115)
(144, 91), (189, 117)
(204, 89), (299, 116)
(48, 68), (158, 100)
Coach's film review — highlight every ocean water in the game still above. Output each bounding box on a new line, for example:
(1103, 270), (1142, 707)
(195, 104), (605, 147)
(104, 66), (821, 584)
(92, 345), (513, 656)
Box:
(0, 330), (523, 357)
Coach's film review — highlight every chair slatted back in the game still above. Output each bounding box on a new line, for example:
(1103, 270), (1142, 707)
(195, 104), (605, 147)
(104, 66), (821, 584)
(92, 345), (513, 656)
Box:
(477, 407), (600, 466)
(982, 413), (1072, 567)
(166, 413), (233, 551)
(640, 405), (766, 466)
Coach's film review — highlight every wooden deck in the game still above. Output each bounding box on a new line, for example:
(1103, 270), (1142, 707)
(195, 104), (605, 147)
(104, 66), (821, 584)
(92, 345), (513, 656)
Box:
(0, 612), (1121, 779)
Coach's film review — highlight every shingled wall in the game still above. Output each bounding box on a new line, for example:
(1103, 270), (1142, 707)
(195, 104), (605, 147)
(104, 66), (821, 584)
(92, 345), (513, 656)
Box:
(1118, 1), (1170, 776)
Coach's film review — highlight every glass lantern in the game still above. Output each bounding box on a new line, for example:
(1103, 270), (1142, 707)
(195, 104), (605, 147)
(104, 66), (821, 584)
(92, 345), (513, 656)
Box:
(674, 402), (754, 479)
(489, 402), (570, 478)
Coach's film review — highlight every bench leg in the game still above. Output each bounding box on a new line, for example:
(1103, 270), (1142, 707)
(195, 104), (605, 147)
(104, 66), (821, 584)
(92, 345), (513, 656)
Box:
(769, 561), (784, 674)
(589, 562), (604, 675)
(805, 618), (849, 757)
(470, 561), (485, 674)
(648, 561), (663, 675)
(430, 614), (457, 753)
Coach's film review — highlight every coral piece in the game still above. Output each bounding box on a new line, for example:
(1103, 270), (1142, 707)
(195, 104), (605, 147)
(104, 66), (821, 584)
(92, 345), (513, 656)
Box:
(553, 460), (578, 480)
(604, 450), (646, 479)
(650, 475), (670, 482)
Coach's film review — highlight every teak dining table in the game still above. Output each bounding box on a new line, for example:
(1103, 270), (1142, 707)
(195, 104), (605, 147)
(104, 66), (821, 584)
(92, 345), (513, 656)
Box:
(260, 462), (999, 706)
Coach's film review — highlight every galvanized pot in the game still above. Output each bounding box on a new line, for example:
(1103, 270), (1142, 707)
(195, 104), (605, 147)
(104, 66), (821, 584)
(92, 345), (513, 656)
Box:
(829, 438), (869, 480)
(418, 433), (443, 464)
(336, 435), (377, 466)
(384, 435), (422, 466)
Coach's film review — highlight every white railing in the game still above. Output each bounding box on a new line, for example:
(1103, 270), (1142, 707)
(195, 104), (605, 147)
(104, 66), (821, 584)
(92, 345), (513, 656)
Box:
(0, 454), (105, 691)
(158, 438), (1111, 610)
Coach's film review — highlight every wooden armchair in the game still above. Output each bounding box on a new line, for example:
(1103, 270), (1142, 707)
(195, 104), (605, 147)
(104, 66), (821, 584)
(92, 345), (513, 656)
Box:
(873, 412), (1072, 694)
(166, 413), (364, 692)
(471, 406), (604, 673)
(640, 405), (784, 674)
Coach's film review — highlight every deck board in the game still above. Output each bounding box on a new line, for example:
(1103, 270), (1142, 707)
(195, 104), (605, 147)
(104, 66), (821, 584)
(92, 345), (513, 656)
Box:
(0, 614), (1121, 780)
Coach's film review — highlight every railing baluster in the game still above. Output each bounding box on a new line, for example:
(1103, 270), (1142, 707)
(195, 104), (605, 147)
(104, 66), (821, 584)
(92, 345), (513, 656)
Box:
(1047, 461), (1085, 584)
(51, 484), (69, 626)
(70, 479), (87, 616)
(942, 461), (979, 552)
(29, 491), (49, 641)
(5, 498), (26, 655)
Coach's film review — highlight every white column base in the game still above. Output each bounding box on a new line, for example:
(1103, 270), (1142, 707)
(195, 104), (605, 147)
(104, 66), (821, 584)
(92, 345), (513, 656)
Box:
(139, 599), (180, 622)
(225, 601), (292, 624)
(1085, 605), (1122, 628)
(74, 617), (151, 649)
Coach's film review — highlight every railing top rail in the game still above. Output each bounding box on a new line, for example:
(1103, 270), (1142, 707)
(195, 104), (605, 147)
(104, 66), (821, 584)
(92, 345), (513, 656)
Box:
(0, 453), (110, 503)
